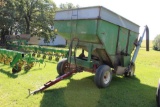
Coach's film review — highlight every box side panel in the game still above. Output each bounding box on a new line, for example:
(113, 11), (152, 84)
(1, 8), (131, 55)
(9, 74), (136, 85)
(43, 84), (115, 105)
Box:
(54, 20), (100, 43)
(100, 7), (139, 33)
(76, 20), (99, 43)
(97, 20), (118, 55)
(55, 6), (139, 34)
(117, 27), (129, 54)
(97, 20), (119, 67)
(55, 7), (100, 20)
(54, 21), (71, 40)
(121, 56), (131, 67)
(127, 31), (139, 54)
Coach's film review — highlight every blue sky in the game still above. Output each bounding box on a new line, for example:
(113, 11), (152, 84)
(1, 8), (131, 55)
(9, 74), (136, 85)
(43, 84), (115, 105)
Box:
(53, 0), (160, 40)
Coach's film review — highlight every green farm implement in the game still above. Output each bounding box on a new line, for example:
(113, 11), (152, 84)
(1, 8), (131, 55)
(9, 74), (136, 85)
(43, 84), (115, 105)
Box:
(0, 48), (43, 73)
(6, 36), (68, 62)
(6, 44), (68, 61)
(30, 6), (149, 94)
(2, 33), (68, 73)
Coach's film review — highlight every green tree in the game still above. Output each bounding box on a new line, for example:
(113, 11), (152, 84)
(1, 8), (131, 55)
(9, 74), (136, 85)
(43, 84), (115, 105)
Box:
(153, 34), (160, 51)
(0, 0), (16, 44)
(0, 0), (57, 44)
(59, 2), (79, 10)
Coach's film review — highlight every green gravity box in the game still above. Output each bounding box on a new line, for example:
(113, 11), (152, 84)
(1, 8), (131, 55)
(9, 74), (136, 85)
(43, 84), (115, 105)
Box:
(54, 6), (139, 70)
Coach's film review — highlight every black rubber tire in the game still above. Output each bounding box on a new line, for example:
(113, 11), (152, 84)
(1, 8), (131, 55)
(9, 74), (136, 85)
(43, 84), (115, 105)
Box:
(32, 53), (36, 57)
(48, 56), (52, 60)
(37, 54), (41, 58)
(12, 66), (22, 74)
(55, 57), (60, 62)
(94, 65), (112, 88)
(42, 55), (46, 59)
(156, 82), (160, 107)
(57, 58), (67, 76)
(24, 65), (31, 71)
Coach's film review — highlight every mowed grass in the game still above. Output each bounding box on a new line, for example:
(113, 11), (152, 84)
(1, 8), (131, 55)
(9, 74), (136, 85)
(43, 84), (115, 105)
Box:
(0, 47), (159, 107)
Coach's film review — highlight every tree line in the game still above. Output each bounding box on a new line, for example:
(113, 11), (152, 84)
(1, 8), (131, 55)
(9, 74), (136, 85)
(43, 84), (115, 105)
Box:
(0, 0), (78, 45)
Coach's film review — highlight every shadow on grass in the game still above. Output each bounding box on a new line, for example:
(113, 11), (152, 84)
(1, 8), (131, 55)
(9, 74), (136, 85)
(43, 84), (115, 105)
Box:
(40, 76), (95, 107)
(39, 75), (157, 107)
(97, 76), (157, 107)
(20, 67), (43, 75)
(44, 60), (57, 64)
(40, 88), (67, 107)
(0, 69), (18, 78)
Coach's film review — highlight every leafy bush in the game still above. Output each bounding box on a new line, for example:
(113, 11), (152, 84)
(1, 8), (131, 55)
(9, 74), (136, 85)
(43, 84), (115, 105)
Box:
(153, 34), (160, 51)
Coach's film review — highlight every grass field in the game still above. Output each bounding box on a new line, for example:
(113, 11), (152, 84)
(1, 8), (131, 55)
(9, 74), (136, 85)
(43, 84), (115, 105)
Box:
(141, 40), (153, 48)
(0, 45), (159, 107)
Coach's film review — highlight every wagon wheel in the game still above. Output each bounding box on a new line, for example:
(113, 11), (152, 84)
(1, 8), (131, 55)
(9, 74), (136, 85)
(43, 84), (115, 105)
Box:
(42, 55), (46, 59)
(30, 62), (34, 67)
(156, 81), (160, 107)
(57, 58), (68, 76)
(37, 53), (41, 58)
(94, 65), (112, 88)
(124, 63), (135, 77)
(12, 66), (22, 74)
(1, 57), (5, 63)
(48, 56), (52, 60)
(55, 57), (59, 62)
(32, 53), (36, 57)
(24, 65), (31, 71)
(4, 58), (12, 65)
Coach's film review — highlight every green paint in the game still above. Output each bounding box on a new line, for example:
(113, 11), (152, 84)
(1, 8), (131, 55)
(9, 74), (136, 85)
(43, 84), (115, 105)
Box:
(97, 20), (118, 55)
(121, 56), (131, 67)
(0, 48), (44, 71)
(7, 44), (68, 55)
(10, 53), (23, 67)
(70, 57), (93, 69)
(55, 18), (139, 68)
(54, 20), (100, 43)
(128, 31), (139, 54)
(117, 27), (129, 53)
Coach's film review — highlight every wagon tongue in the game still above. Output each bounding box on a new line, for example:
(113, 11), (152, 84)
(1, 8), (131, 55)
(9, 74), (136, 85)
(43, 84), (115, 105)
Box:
(29, 71), (73, 95)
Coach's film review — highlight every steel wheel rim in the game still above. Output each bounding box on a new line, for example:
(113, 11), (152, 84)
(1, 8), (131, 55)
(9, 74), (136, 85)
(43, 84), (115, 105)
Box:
(63, 62), (69, 74)
(103, 71), (111, 84)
